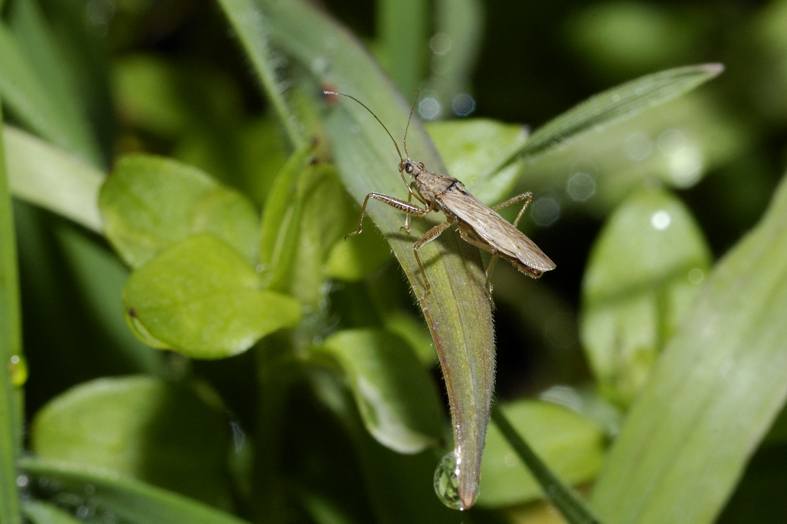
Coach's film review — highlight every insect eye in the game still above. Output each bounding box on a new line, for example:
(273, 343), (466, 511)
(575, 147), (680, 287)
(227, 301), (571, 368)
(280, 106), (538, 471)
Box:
(405, 162), (414, 174)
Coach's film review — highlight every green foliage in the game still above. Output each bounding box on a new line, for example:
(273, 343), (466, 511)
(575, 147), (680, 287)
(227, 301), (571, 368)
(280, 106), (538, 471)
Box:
(1, 0), (786, 523)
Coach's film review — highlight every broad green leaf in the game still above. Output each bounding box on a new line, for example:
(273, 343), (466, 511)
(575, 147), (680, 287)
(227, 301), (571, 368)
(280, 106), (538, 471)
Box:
(0, 103), (22, 524)
(426, 118), (528, 205)
(123, 234), (300, 359)
(4, 126), (103, 232)
(249, 0), (496, 507)
(315, 329), (443, 453)
(0, 19), (101, 166)
(19, 457), (251, 524)
(505, 63), (724, 166)
(22, 501), (82, 524)
(478, 400), (605, 508)
(591, 171), (787, 523)
(580, 188), (711, 405)
(100, 154), (259, 268)
(490, 405), (602, 524)
(31, 376), (232, 509)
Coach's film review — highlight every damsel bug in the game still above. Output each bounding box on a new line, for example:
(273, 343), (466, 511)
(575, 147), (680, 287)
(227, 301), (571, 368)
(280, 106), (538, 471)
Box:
(326, 91), (556, 302)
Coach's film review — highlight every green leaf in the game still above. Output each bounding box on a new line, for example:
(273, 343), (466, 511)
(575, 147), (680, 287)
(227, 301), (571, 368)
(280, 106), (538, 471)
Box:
(31, 376), (233, 508)
(215, 0), (304, 148)
(19, 457), (251, 524)
(425, 0), (484, 119)
(590, 171), (787, 523)
(479, 400), (605, 508)
(315, 329), (443, 453)
(22, 501), (82, 524)
(4, 126), (103, 232)
(100, 154), (259, 268)
(252, 0), (497, 507)
(426, 118), (529, 205)
(580, 188), (711, 405)
(0, 16), (101, 166)
(0, 103), (22, 524)
(123, 234), (300, 359)
(508, 63), (724, 165)
(376, 0), (429, 94)
(490, 405), (603, 524)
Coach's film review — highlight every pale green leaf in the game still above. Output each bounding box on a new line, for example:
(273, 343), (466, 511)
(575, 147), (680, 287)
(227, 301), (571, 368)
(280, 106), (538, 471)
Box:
(479, 400), (605, 508)
(591, 171), (787, 523)
(123, 235), (300, 359)
(580, 188), (712, 405)
(316, 329), (443, 453)
(4, 126), (103, 232)
(100, 154), (259, 268)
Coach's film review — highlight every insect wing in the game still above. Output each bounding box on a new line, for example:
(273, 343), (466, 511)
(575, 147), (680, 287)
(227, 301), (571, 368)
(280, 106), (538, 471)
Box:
(439, 190), (556, 272)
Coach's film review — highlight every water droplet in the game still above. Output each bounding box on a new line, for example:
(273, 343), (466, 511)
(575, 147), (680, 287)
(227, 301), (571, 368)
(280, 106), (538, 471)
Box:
(688, 268), (705, 284)
(531, 195), (561, 227)
(452, 94), (476, 117)
(418, 97), (441, 121)
(430, 33), (452, 55)
(8, 355), (28, 386)
(566, 171), (596, 202)
(624, 132), (653, 161)
(434, 452), (463, 510)
(650, 210), (671, 230)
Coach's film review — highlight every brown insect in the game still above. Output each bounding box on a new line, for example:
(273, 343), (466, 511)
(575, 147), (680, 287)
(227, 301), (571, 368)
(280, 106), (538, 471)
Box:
(327, 91), (555, 302)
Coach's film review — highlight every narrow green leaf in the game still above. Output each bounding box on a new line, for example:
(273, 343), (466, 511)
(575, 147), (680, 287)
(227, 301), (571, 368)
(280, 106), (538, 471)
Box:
(253, 0), (497, 508)
(591, 171), (787, 523)
(506, 63), (724, 166)
(4, 126), (103, 232)
(0, 101), (22, 524)
(20, 458), (251, 524)
(100, 154), (259, 268)
(123, 234), (301, 359)
(580, 188), (712, 405)
(377, 0), (429, 93)
(0, 19), (101, 166)
(479, 400), (605, 508)
(490, 405), (603, 524)
(426, 118), (528, 205)
(315, 329), (443, 453)
(425, 0), (484, 119)
(22, 501), (82, 524)
(31, 376), (233, 508)
(214, 0), (304, 148)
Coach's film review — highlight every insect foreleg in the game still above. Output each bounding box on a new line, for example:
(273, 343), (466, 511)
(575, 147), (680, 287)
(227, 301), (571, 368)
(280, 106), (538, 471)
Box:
(345, 192), (430, 240)
(412, 219), (454, 302)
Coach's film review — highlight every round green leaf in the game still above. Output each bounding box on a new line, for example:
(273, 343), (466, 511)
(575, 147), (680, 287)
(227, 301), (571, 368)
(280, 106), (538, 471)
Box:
(316, 329), (444, 454)
(580, 188), (711, 405)
(100, 154), (259, 268)
(478, 400), (605, 508)
(123, 234), (300, 358)
(31, 376), (233, 509)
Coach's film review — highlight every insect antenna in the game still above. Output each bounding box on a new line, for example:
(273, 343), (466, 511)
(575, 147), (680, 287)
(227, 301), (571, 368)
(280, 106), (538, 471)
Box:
(402, 90), (419, 159)
(323, 91), (404, 164)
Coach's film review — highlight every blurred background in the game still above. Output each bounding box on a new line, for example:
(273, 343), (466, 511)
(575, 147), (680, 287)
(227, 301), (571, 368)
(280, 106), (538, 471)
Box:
(9, 0), (787, 521)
